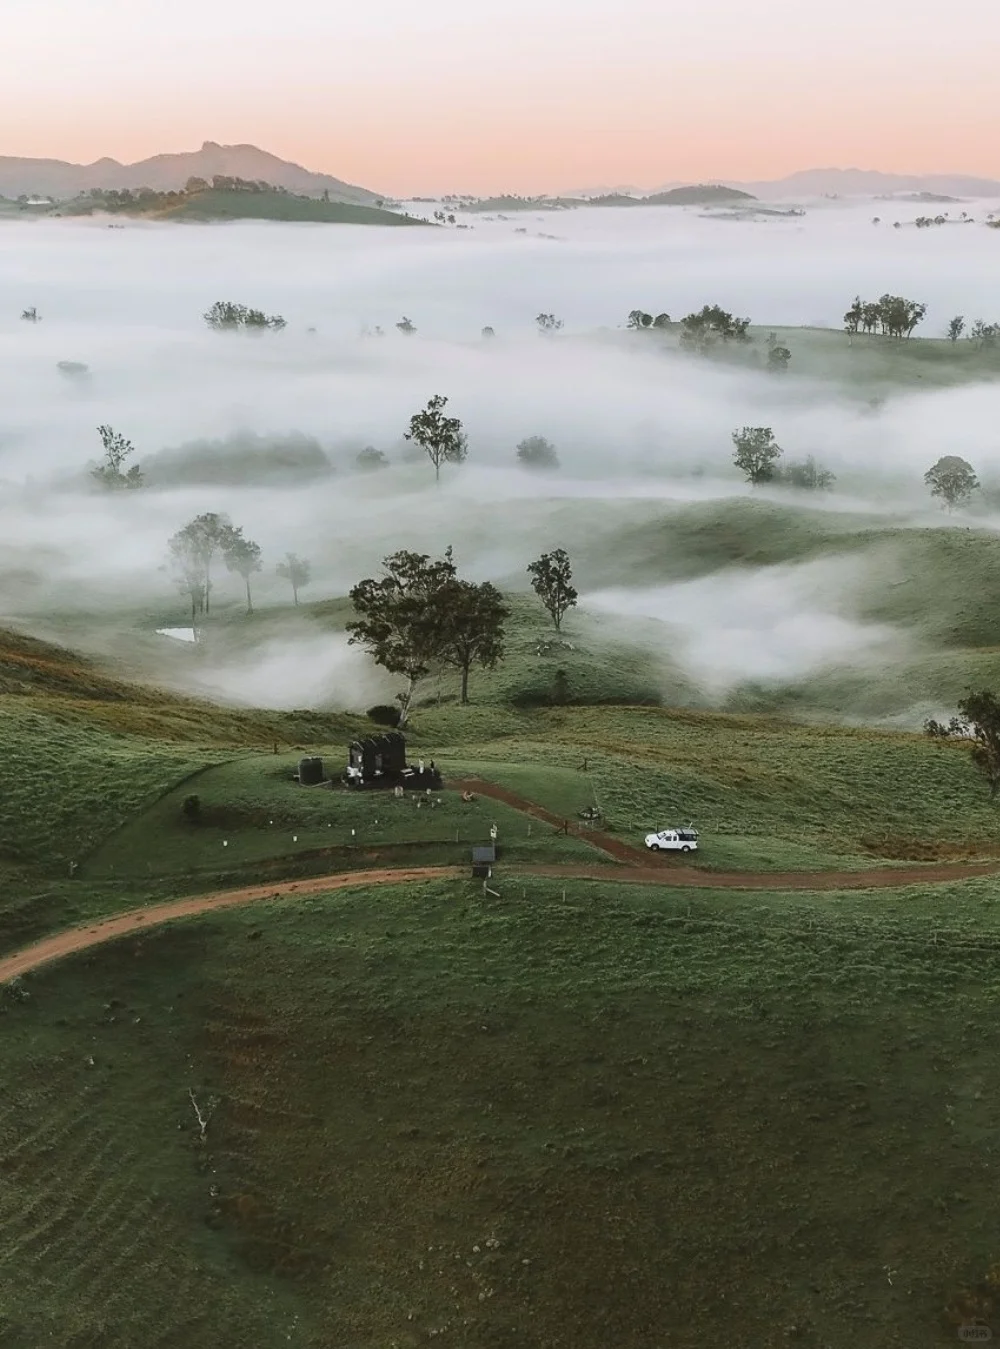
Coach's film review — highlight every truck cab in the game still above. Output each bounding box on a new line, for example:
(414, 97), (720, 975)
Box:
(644, 828), (699, 853)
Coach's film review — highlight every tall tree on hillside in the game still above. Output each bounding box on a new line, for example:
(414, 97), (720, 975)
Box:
(843, 297), (863, 335)
(732, 427), (782, 484)
(527, 548), (578, 631)
(652, 312), (672, 329)
(92, 425), (143, 489)
(431, 577), (510, 704)
(626, 310), (653, 329)
(536, 313), (564, 334)
(926, 690), (1000, 797)
(877, 293), (926, 338)
(223, 528), (263, 614)
(167, 512), (231, 616)
(924, 456), (979, 509)
(396, 316), (417, 335)
(860, 301), (881, 335)
(404, 394), (468, 483)
(947, 315), (966, 342)
(276, 552), (311, 605)
(168, 535), (208, 621)
(347, 550), (457, 725)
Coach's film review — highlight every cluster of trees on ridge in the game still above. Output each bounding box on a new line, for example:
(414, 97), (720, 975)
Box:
(843, 294), (927, 338)
(88, 405), (987, 506)
(730, 428), (836, 490)
(87, 412), (563, 489)
(732, 427), (981, 508)
(72, 178), (345, 215)
(166, 511), (311, 617)
(347, 546), (577, 720)
(159, 521), (580, 718)
(945, 316), (1000, 347)
(43, 290), (998, 357)
(204, 300), (287, 331)
(624, 306), (791, 367)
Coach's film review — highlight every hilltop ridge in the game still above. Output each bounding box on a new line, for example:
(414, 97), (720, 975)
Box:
(0, 141), (380, 205)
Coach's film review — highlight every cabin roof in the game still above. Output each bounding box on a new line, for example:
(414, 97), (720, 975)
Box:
(349, 731), (405, 753)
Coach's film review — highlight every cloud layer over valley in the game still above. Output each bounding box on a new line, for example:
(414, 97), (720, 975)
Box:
(2, 202), (999, 715)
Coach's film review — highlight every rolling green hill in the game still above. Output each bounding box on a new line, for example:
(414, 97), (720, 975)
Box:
(5, 573), (1000, 1346)
(5, 874), (1000, 1346)
(644, 183), (757, 205)
(159, 188), (426, 225)
(59, 187), (426, 226)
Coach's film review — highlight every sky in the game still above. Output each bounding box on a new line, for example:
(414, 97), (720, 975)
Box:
(3, 0), (1000, 195)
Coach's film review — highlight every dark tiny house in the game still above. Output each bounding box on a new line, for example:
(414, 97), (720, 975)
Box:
(344, 732), (442, 790)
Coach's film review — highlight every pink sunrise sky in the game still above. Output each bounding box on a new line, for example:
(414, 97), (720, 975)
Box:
(3, 0), (998, 195)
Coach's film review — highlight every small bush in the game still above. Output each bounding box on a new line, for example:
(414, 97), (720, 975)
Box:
(366, 704), (401, 727)
(356, 446), (389, 472)
(182, 794), (201, 823)
(779, 456), (836, 491)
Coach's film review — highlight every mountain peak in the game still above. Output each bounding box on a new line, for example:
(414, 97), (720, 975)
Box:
(0, 143), (382, 206)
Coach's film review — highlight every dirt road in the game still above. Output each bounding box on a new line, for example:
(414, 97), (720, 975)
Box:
(454, 776), (654, 865)
(5, 854), (1000, 985)
(0, 867), (461, 983)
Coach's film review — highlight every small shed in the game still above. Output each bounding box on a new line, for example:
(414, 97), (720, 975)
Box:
(471, 844), (496, 878)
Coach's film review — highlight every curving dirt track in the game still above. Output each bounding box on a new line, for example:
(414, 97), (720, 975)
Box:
(5, 852), (1000, 985)
(0, 867), (462, 983)
(454, 777), (1000, 886)
(454, 776), (655, 865)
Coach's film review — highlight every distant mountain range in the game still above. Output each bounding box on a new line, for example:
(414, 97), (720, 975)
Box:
(566, 168), (1000, 200)
(5, 145), (998, 208)
(0, 142), (379, 205)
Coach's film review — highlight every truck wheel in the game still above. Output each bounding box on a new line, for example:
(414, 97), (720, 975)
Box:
(680, 845), (691, 853)
(649, 843), (660, 851)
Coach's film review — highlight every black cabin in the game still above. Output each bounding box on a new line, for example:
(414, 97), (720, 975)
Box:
(344, 732), (442, 790)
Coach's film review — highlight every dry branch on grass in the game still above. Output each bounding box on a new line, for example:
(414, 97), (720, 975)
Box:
(188, 1088), (219, 1142)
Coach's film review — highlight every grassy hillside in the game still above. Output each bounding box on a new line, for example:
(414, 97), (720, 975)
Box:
(646, 184), (756, 205)
(733, 325), (1000, 388)
(159, 189), (425, 226)
(42, 494), (1000, 724)
(0, 626), (362, 882)
(3, 611), (998, 906)
(4, 875), (1000, 1346)
(83, 754), (597, 883)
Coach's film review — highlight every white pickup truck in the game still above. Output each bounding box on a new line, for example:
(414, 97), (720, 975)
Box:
(644, 828), (699, 853)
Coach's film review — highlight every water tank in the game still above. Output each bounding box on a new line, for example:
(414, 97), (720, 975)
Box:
(298, 756), (325, 786)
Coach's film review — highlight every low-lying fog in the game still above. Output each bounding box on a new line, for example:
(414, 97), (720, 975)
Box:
(2, 202), (1000, 716)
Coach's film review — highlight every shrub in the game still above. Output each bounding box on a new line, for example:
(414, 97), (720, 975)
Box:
(779, 456), (836, 491)
(182, 794), (201, 823)
(366, 704), (401, 727)
(516, 436), (560, 470)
